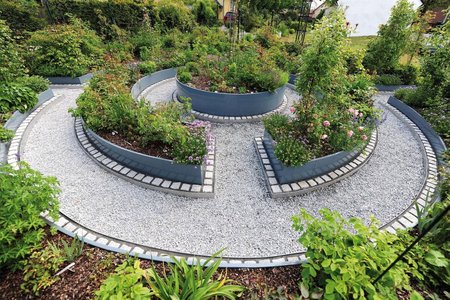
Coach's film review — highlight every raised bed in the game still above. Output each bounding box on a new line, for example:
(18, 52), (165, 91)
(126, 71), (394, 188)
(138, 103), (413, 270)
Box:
(176, 79), (286, 117)
(82, 121), (205, 185)
(388, 96), (447, 165)
(47, 73), (93, 85)
(131, 68), (177, 99)
(1, 88), (55, 163)
(263, 131), (362, 184)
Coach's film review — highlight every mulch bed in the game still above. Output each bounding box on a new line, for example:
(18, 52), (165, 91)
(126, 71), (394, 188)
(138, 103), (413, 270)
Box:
(98, 131), (173, 160)
(0, 229), (301, 300)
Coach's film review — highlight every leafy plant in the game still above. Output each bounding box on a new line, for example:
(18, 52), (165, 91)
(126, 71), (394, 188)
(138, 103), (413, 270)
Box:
(21, 242), (65, 295)
(60, 237), (84, 263)
(147, 252), (244, 299)
(274, 138), (311, 167)
(0, 162), (60, 269)
(96, 252), (244, 299)
(0, 82), (38, 114)
(139, 61), (157, 75)
(15, 75), (50, 94)
(292, 208), (412, 299)
(25, 18), (104, 77)
(374, 74), (403, 86)
(0, 126), (14, 142)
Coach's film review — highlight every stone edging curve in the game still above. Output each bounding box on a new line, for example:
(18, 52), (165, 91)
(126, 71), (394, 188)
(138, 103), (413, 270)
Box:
(5, 89), (443, 268)
(75, 118), (216, 198)
(256, 129), (378, 198)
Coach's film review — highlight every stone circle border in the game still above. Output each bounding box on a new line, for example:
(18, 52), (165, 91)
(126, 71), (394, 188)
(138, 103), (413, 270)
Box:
(74, 118), (216, 198)
(256, 129), (378, 198)
(4, 87), (443, 268)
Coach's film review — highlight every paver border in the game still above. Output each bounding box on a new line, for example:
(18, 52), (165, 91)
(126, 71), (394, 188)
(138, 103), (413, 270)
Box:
(255, 129), (378, 198)
(5, 89), (444, 268)
(75, 118), (216, 198)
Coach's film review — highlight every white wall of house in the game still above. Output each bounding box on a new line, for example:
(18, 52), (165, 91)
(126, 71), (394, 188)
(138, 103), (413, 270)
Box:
(339, 0), (422, 36)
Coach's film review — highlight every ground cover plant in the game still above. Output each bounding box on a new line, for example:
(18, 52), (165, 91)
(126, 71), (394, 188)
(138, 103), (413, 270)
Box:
(264, 10), (376, 167)
(71, 58), (210, 165)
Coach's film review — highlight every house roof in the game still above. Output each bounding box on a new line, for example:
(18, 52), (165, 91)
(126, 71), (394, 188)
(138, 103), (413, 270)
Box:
(429, 8), (448, 25)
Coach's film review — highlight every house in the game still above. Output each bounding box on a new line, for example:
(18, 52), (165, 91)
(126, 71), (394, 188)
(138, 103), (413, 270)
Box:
(215, 0), (235, 20)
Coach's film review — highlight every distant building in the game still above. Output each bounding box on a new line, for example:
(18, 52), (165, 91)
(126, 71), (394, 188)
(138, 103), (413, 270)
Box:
(215, 0), (235, 20)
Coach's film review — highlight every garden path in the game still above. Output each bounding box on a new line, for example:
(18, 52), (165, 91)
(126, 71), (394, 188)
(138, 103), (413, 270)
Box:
(22, 85), (425, 258)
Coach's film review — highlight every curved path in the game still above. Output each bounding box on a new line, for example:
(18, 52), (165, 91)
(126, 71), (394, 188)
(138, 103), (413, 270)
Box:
(20, 82), (426, 261)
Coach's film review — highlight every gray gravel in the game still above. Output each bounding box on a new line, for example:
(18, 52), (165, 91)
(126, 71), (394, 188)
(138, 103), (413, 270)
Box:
(22, 86), (425, 258)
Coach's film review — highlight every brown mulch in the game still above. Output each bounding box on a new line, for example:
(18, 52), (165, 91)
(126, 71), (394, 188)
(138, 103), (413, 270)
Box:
(0, 230), (302, 300)
(98, 131), (173, 160)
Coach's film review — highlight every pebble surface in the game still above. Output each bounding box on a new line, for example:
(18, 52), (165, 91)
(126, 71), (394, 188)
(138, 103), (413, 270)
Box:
(22, 85), (425, 258)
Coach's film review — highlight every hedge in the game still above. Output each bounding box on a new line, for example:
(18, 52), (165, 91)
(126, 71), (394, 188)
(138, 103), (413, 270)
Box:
(0, 0), (46, 34)
(46, 0), (156, 37)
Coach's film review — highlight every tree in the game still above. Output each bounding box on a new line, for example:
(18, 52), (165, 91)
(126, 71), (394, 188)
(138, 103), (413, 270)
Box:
(295, 8), (349, 97)
(363, 0), (416, 73)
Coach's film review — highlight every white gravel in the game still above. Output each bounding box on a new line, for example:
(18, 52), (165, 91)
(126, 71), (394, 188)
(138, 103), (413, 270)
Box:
(22, 86), (425, 258)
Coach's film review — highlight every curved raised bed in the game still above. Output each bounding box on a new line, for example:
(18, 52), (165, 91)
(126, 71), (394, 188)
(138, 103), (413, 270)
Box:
(262, 131), (364, 184)
(1, 88), (55, 163)
(375, 84), (416, 92)
(388, 96), (447, 165)
(47, 73), (93, 85)
(131, 68), (177, 99)
(82, 121), (205, 185)
(176, 79), (286, 117)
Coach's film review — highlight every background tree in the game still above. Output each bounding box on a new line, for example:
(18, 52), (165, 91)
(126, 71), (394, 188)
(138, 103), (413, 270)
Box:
(363, 0), (416, 73)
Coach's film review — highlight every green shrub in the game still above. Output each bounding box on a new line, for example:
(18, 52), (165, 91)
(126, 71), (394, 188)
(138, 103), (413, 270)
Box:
(0, 20), (26, 83)
(394, 88), (416, 102)
(192, 0), (217, 26)
(0, 0), (45, 35)
(0, 82), (38, 114)
(105, 40), (133, 62)
(292, 209), (413, 299)
(155, 0), (193, 32)
(263, 114), (290, 139)
(394, 64), (419, 85)
(96, 253), (244, 299)
(138, 61), (157, 75)
(47, 0), (155, 37)
(178, 71), (192, 83)
(274, 138), (312, 167)
(25, 18), (104, 77)
(375, 74), (403, 85)
(15, 76), (50, 94)
(0, 162), (60, 269)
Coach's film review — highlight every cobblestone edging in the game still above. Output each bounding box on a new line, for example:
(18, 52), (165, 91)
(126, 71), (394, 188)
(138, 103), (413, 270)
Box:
(255, 129), (378, 198)
(172, 91), (289, 123)
(378, 101), (441, 233)
(6, 90), (443, 268)
(1, 89), (57, 164)
(74, 118), (216, 198)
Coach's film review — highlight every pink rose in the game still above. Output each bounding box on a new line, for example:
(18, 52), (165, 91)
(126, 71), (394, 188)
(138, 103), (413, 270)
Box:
(359, 112), (363, 118)
(321, 134), (328, 140)
(362, 134), (368, 141)
(353, 110), (359, 117)
(348, 108), (355, 114)
(347, 130), (354, 138)
(323, 120), (330, 127)
(358, 126), (364, 132)
(289, 107), (295, 113)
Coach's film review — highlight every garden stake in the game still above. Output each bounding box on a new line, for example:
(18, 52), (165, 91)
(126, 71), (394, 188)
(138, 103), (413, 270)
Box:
(372, 202), (450, 284)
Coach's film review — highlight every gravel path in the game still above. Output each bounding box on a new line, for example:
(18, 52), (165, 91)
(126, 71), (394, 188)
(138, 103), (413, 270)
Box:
(22, 86), (425, 258)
